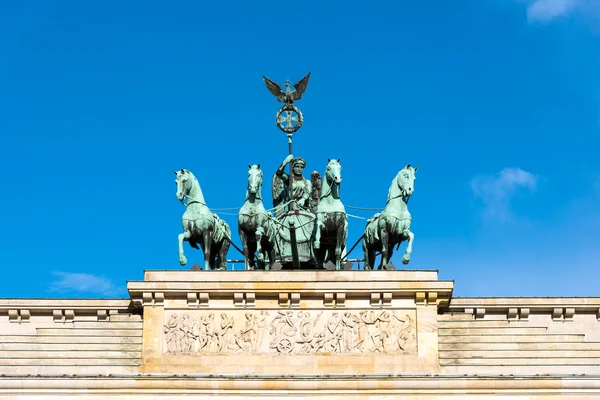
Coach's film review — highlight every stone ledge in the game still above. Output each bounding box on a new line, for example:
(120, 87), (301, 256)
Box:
(447, 297), (600, 309)
(143, 270), (442, 282)
(0, 374), (599, 394)
(0, 299), (134, 311)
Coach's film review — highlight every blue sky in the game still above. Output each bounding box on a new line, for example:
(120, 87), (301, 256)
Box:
(1, 1), (599, 298)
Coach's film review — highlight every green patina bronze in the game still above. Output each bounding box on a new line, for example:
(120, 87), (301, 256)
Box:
(174, 73), (420, 271)
(175, 169), (231, 271)
(314, 159), (348, 271)
(362, 165), (418, 270)
(237, 164), (278, 271)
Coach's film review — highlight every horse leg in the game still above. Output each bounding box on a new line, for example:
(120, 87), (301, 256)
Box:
(178, 231), (191, 266)
(248, 239), (257, 271)
(255, 229), (264, 268)
(402, 230), (415, 265)
(218, 239), (230, 270)
(313, 213), (323, 250)
(239, 229), (250, 271)
(362, 237), (372, 271)
(335, 218), (348, 271)
(202, 229), (213, 271)
(379, 228), (389, 270)
(267, 242), (276, 271)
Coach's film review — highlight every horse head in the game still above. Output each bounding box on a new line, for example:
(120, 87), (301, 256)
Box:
(396, 164), (418, 197)
(175, 168), (194, 202)
(247, 164), (263, 196)
(325, 158), (342, 185)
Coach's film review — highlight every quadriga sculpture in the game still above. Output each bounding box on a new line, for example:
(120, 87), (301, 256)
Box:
(175, 169), (231, 270)
(238, 164), (278, 270)
(363, 164), (417, 270)
(313, 159), (348, 270)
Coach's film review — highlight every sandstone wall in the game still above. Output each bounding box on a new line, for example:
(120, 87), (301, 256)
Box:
(0, 299), (142, 375)
(440, 297), (600, 375)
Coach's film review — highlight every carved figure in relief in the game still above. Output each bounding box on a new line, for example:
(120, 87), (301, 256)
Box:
(241, 312), (258, 352)
(218, 313), (234, 352)
(228, 332), (249, 353)
(370, 311), (391, 353)
(270, 311), (299, 353)
(180, 313), (198, 353)
(341, 312), (355, 353)
(200, 313), (218, 351)
(256, 311), (269, 348)
(164, 313), (182, 353)
(396, 314), (417, 354)
(305, 332), (327, 353)
(353, 311), (374, 351)
(164, 310), (417, 356)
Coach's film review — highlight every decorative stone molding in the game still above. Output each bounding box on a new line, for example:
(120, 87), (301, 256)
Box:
(290, 292), (300, 307)
(552, 307), (575, 322)
(97, 310), (108, 321)
(8, 309), (30, 323)
(52, 309), (75, 323)
(233, 292), (255, 308)
(428, 292), (438, 305)
(187, 293), (198, 307)
(324, 293), (346, 307)
(475, 308), (485, 319)
(323, 293), (334, 307)
(336, 292), (346, 307)
(279, 293), (300, 307)
(564, 307), (575, 320)
(278, 293), (289, 307)
(142, 292), (164, 307)
(370, 292), (392, 307)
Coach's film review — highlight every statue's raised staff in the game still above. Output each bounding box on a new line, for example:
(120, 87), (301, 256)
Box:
(175, 169), (231, 270)
(313, 159), (348, 270)
(362, 164), (418, 270)
(237, 164), (278, 270)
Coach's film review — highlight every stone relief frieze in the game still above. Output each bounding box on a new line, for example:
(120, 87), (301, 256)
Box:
(164, 310), (417, 356)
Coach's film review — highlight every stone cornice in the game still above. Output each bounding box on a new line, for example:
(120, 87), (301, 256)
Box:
(448, 297), (600, 309)
(127, 270), (454, 308)
(0, 374), (598, 395)
(0, 299), (133, 310)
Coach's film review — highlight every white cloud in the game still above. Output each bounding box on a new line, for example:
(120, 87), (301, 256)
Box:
(526, 0), (577, 22)
(48, 272), (120, 297)
(471, 167), (537, 223)
(519, 0), (600, 23)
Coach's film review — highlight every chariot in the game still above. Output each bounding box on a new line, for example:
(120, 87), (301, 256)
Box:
(175, 73), (418, 271)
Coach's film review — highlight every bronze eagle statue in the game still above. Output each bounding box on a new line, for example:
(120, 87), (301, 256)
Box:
(263, 72), (311, 105)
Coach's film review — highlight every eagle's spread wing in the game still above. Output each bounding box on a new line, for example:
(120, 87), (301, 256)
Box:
(263, 76), (285, 102)
(292, 72), (311, 101)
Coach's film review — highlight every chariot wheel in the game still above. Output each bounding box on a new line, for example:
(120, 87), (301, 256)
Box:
(277, 338), (294, 353)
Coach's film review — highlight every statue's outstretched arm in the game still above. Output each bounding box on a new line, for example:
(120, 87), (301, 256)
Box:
(276, 154), (294, 178)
